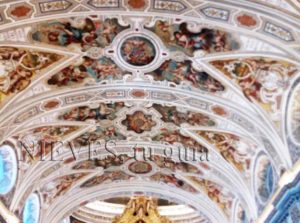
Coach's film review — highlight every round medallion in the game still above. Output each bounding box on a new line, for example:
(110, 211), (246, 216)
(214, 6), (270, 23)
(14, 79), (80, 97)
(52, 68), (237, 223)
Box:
(120, 36), (156, 66)
(128, 161), (152, 174)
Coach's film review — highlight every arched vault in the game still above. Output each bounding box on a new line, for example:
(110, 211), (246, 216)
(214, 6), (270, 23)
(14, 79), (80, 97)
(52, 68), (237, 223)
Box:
(0, 1), (299, 223)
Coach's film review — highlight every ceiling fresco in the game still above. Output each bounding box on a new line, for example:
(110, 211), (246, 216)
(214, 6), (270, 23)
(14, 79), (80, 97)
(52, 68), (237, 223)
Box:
(148, 59), (226, 92)
(210, 58), (298, 125)
(0, 0), (298, 223)
(189, 176), (235, 219)
(0, 47), (63, 105)
(146, 21), (240, 56)
(31, 18), (127, 49)
(196, 131), (256, 174)
(15, 125), (80, 165)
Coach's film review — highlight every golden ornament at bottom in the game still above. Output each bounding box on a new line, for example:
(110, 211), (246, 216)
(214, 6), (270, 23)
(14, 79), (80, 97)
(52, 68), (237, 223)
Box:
(112, 196), (171, 223)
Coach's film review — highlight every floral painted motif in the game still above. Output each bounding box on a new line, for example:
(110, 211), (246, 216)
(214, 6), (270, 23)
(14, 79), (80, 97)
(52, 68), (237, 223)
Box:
(264, 22), (294, 42)
(201, 7), (230, 21)
(197, 131), (254, 173)
(147, 21), (239, 56)
(48, 56), (125, 87)
(87, 0), (119, 8)
(0, 47), (61, 103)
(190, 177), (233, 218)
(38, 1), (72, 13)
(148, 60), (225, 92)
(31, 18), (128, 50)
(122, 111), (156, 134)
(153, 0), (187, 12)
(211, 59), (298, 120)
(121, 37), (156, 66)
(59, 102), (124, 122)
(153, 104), (216, 126)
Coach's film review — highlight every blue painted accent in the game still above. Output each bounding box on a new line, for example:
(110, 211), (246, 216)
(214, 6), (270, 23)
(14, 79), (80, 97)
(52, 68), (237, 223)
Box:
(265, 173), (300, 223)
(23, 193), (40, 223)
(0, 155), (4, 180)
(266, 164), (274, 194)
(258, 162), (275, 203)
(240, 210), (248, 223)
(261, 163), (274, 201)
(0, 145), (17, 195)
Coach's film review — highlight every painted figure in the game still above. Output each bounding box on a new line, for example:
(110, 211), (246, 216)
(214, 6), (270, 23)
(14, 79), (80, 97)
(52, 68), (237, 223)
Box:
(0, 47), (61, 103)
(148, 21), (239, 56)
(211, 59), (297, 121)
(32, 18), (127, 49)
(191, 177), (233, 218)
(17, 126), (78, 165)
(60, 102), (124, 122)
(121, 37), (156, 66)
(41, 173), (87, 205)
(149, 60), (225, 92)
(197, 131), (254, 172)
(153, 129), (208, 153)
(153, 104), (216, 126)
(48, 56), (125, 87)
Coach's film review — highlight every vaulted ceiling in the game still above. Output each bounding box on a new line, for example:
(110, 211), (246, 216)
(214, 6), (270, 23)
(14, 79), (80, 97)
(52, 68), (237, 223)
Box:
(0, 0), (299, 223)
